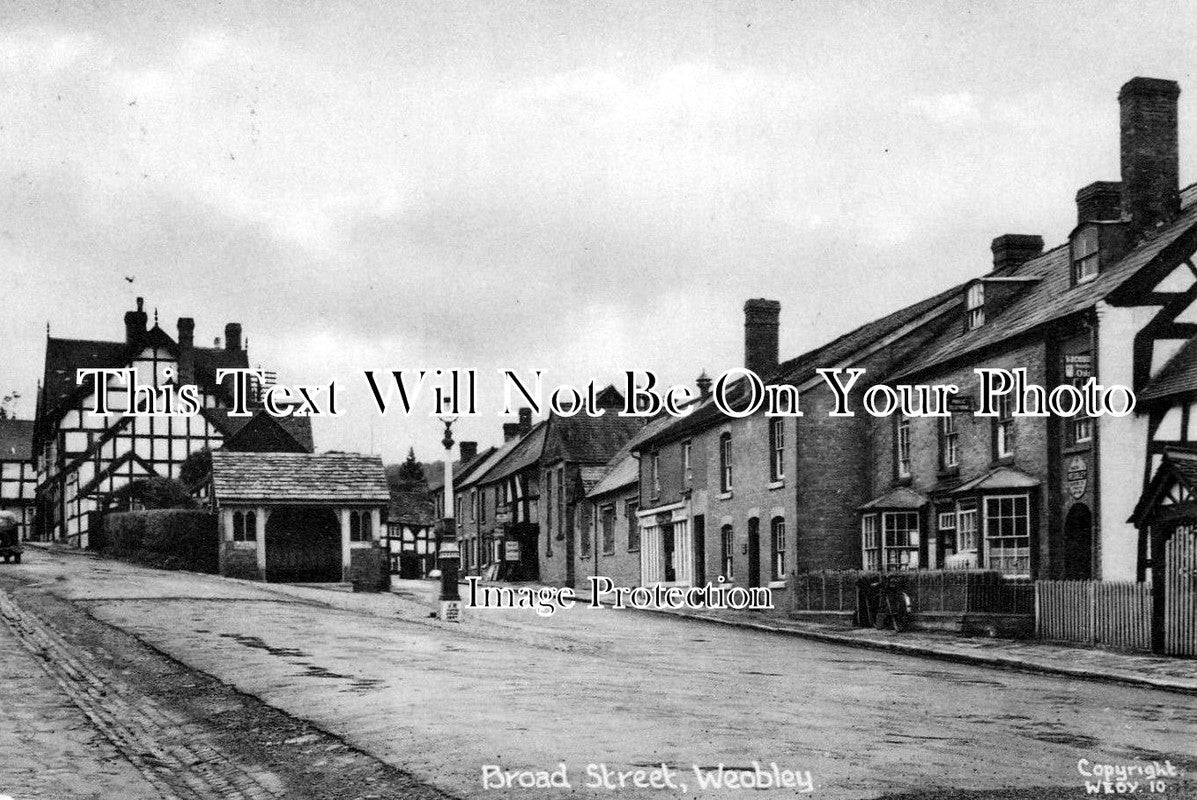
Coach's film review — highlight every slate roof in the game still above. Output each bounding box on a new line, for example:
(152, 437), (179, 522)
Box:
(1140, 337), (1197, 403)
(858, 486), (928, 511)
(635, 282), (965, 449)
(209, 450), (390, 504)
(201, 408), (315, 453)
(587, 447), (639, 499)
(0, 419), (34, 461)
(951, 466), (1040, 494)
(40, 326), (249, 425)
(895, 184), (1197, 380)
(477, 421), (548, 485)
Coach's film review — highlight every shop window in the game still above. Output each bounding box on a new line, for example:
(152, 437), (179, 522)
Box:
(863, 511), (920, 571)
(770, 419), (785, 481)
(939, 414), (958, 470)
(719, 433), (733, 491)
(966, 283), (985, 329)
(957, 505), (978, 552)
(896, 416), (912, 478)
(937, 509), (956, 555)
(720, 524), (734, 579)
(232, 510), (256, 542)
(626, 500), (640, 551)
(770, 517), (786, 580)
(995, 394), (1014, 458)
(984, 495), (1031, 576)
(601, 505), (616, 554)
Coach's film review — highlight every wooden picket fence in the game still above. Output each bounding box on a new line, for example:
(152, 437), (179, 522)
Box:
(1035, 580), (1153, 651)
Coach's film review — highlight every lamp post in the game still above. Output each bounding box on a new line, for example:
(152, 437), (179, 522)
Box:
(438, 417), (462, 621)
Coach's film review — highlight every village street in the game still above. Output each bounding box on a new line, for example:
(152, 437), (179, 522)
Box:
(1, 548), (1195, 800)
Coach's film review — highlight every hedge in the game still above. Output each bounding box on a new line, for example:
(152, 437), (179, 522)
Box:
(102, 509), (218, 573)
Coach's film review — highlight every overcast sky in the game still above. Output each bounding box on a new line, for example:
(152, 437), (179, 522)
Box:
(4, 1), (1197, 464)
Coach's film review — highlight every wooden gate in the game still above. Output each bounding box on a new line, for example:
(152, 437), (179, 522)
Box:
(1164, 527), (1197, 656)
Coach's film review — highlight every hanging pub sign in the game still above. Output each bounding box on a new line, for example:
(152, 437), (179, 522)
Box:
(1064, 354), (1093, 381)
(1067, 455), (1089, 499)
(504, 540), (521, 561)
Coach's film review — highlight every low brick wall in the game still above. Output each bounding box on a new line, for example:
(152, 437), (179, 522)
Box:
(347, 546), (390, 593)
(102, 510), (218, 573)
(219, 542), (261, 581)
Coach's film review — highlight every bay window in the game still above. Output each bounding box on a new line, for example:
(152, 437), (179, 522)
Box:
(861, 511), (921, 571)
(983, 494), (1031, 576)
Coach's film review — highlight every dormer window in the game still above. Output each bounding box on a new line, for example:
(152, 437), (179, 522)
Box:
(1072, 226), (1100, 284)
(966, 284), (985, 330)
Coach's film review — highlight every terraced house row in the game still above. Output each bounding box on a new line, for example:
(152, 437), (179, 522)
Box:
(436, 78), (1197, 653)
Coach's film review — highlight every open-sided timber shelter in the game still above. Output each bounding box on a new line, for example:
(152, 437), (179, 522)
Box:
(196, 450), (391, 589)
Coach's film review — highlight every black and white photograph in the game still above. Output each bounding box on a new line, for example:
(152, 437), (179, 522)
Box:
(1, 2), (1196, 798)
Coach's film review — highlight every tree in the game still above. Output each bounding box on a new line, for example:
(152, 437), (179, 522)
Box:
(395, 447), (426, 486)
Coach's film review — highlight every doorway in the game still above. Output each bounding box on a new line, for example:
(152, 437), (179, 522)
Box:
(265, 506), (342, 583)
(1062, 503), (1093, 580)
(747, 517), (761, 589)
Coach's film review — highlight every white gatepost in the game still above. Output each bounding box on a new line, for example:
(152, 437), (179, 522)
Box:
(255, 507), (268, 574)
(339, 507), (352, 579)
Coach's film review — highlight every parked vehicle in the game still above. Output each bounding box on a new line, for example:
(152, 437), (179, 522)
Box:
(0, 510), (22, 564)
(856, 573), (912, 632)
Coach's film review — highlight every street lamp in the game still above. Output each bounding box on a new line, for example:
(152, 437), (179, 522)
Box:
(438, 417), (462, 622)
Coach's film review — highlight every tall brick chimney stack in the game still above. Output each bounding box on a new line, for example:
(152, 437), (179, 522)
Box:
(503, 423), (520, 441)
(459, 441), (478, 464)
(1120, 77), (1181, 235)
(124, 297), (148, 344)
(176, 318), (195, 385)
(990, 234), (1044, 274)
(224, 322), (242, 352)
(744, 299), (780, 377)
(517, 407), (532, 436)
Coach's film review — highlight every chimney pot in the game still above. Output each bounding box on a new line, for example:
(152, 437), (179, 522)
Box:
(124, 297), (148, 344)
(744, 298), (781, 377)
(1120, 77), (1181, 235)
(224, 323), (242, 352)
(459, 441), (478, 464)
(990, 234), (1044, 274)
(696, 370), (712, 399)
(502, 423), (520, 441)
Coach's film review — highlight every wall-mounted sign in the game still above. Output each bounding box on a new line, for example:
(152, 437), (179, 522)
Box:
(1064, 354), (1093, 380)
(1067, 455), (1088, 499)
(504, 540), (521, 561)
(947, 395), (975, 413)
(495, 510), (512, 525)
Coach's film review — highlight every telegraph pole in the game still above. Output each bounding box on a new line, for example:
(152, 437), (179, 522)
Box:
(438, 417), (462, 621)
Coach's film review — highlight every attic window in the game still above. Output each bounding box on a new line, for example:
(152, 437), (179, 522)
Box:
(1072, 226), (1099, 284)
(966, 284), (985, 329)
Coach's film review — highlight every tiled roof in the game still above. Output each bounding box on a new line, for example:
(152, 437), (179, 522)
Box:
(389, 489), (436, 526)
(858, 486), (928, 511)
(0, 418), (34, 461)
(209, 450), (390, 504)
(1140, 337), (1197, 403)
(895, 187), (1197, 380)
(541, 412), (643, 466)
(40, 326), (249, 424)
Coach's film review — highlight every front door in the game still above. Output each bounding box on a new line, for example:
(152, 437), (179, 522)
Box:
(693, 515), (706, 586)
(1062, 503), (1094, 580)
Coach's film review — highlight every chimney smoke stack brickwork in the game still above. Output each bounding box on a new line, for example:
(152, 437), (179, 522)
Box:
(744, 299), (781, 378)
(517, 408), (532, 436)
(224, 323), (243, 352)
(459, 441), (478, 464)
(1120, 77), (1181, 235)
(124, 297), (148, 344)
(1076, 181), (1123, 225)
(503, 423), (520, 441)
(176, 317), (195, 385)
(990, 234), (1044, 274)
